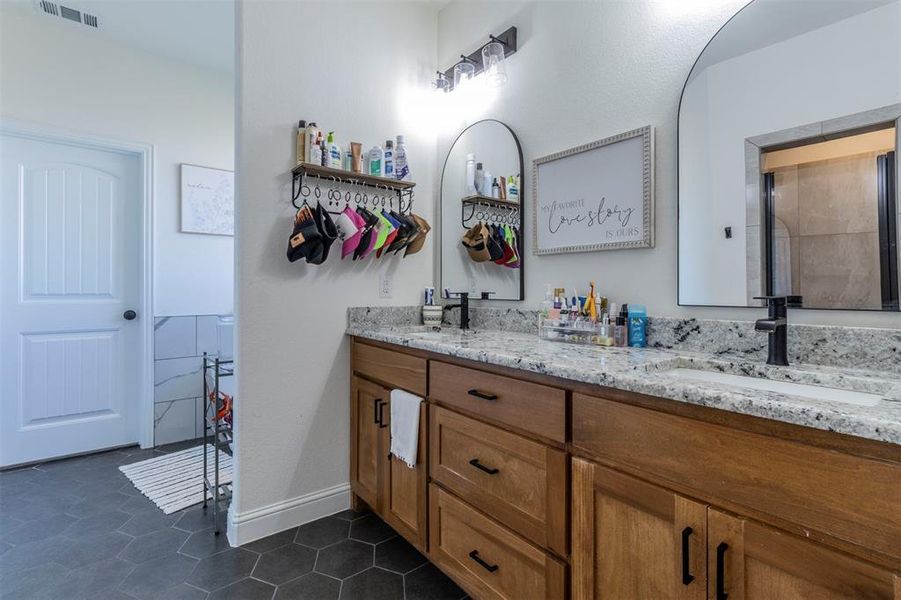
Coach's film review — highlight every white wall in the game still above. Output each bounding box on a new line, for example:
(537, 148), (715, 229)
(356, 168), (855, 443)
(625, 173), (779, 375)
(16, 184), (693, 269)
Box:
(234, 1), (437, 541)
(436, 0), (900, 329)
(679, 2), (901, 305)
(0, 8), (234, 317)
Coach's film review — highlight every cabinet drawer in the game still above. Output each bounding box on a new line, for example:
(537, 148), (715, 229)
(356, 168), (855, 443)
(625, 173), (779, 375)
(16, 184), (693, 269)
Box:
(572, 393), (901, 562)
(430, 406), (567, 556)
(352, 341), (426, 396)
(429, 485), (566, 600)
(429, 361), (566, 443)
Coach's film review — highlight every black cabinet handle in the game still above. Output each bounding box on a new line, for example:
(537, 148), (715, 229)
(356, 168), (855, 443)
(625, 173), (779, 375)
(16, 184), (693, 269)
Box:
(681, 527), (694, 585)
(467, 389), (498, 401)
(715, 542), (729, 600)
(377, 401), (387, 428)
(468, 550), (498, 573)
(373, 398), (381, 425)
(469, 458), (499, 475)
(123, 310), (137, 320)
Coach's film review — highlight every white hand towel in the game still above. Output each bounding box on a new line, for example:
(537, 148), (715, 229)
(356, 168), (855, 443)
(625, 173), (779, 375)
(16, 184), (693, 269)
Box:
(390, 389), (423, 469)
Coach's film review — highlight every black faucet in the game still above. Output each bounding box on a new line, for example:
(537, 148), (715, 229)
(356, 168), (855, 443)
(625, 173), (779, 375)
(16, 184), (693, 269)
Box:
(444, 291), (470, 330)
(753, 296), (795, 366)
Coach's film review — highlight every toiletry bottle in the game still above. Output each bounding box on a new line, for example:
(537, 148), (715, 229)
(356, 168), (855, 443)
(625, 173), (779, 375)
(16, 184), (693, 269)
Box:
(539, 284), (553, 328)
(599, 314), (613, 346)
(498, 176), (507, 200)
(326, 132), (342, 169)
(614, 315), (628, 347)
(560, 297), (570, 325)
(492, 179), (500, 198)
(350, 142), (363, 173)
(320, 133), (327, 166)
(309, 131), (323, 167)
(343, 144), (353, 171)
(383, 140), (395, 178)
(475, 163), (485, 194)
(305, 122), (320, 164)
(394, 135), (410, 181)
(465, 154), (476, 195)
(368, 145), (384, 177)
(483, 170), (493, 197)
(506, 175), (519, 202)
(628, 305), (648, 348)
(296, 120), (307, 165)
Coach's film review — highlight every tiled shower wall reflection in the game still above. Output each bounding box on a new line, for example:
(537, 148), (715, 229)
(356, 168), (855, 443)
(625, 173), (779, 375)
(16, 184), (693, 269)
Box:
(153, 315), (234, 446)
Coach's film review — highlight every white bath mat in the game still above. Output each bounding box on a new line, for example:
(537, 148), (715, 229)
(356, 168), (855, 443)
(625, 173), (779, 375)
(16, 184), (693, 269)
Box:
(119, 445), (232, 514)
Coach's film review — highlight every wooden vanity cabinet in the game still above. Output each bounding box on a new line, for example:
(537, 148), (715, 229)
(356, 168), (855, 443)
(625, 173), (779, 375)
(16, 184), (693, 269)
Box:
(571, 459), (708, 600)
(350, 376), (384, 511)
(350, 344), (428, 551)
(352, 339), (901, 600)
(707, 509), (900, 600)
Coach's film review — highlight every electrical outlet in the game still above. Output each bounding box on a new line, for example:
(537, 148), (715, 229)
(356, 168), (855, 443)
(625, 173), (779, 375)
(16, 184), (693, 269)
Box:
(379, 273), (393, 298)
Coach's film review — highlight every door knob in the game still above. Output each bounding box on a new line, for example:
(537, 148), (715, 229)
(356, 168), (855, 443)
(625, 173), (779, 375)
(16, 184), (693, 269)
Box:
(123, 310), (137, 320)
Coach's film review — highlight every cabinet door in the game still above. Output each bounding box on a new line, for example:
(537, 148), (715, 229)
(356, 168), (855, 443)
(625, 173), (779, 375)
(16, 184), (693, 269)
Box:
(572, 458), (707, 600)
(351, 376), (387, 511)
(380, 398), (428, 551)
(708, 509), (900, 600)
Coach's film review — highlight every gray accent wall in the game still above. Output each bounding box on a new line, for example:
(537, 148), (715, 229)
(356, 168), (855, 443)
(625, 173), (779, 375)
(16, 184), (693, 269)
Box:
(154, 315), (234, 446)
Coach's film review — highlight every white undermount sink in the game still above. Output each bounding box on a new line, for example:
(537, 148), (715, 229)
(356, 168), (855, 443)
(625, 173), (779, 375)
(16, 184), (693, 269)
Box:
(666, 368), (884, 407)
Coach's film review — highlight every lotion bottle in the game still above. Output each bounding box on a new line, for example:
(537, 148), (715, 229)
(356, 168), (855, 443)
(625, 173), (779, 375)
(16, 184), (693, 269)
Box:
(368, 145), (384, 177)
(394, 135), (410, 181)
(326, 132), (342, 169)
(475, 163), (485, 194)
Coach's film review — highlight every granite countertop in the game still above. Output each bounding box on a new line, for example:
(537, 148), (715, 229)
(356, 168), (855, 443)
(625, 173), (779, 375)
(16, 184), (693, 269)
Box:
(347, 324), (901, 445)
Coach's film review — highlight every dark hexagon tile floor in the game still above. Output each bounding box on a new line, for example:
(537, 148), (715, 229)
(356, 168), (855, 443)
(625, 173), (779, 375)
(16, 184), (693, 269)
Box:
(0, 442), (468, 600)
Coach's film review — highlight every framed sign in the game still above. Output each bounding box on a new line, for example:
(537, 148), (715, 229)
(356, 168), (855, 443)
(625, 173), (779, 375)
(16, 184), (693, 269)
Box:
(180, 164), (234, 236)
(532, 126), (654, 254)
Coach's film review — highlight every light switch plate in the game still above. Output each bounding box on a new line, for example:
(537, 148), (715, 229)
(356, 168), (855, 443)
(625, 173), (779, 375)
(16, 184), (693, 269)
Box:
(379, 273), (393, 298)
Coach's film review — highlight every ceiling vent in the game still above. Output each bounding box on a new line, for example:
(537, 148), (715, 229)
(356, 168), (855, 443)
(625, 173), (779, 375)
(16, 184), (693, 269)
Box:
(34, 1), (99, 29)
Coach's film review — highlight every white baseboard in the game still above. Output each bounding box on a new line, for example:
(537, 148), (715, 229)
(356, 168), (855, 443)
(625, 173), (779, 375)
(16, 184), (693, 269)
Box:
(226, 482), (351, 547)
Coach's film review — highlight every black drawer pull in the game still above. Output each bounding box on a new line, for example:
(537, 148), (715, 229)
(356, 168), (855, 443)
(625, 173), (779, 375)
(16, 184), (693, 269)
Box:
(681, 527), (694, 585)
(467, 389), (498, 401)
(715, 542), (729, 600)
(469, 458), (499, 475)
(468, 550), (499, 573)
(377, 400), (387, 428)
(373, 398), (381, 425)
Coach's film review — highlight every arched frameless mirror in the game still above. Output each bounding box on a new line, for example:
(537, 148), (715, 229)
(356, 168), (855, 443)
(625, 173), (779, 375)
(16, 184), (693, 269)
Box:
(440, 119), (524, 300)
(678, 0), (900, 311)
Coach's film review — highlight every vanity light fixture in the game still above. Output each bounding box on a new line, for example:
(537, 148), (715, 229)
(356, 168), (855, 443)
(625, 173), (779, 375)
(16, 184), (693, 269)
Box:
(453, 57), (476, 89)
(434, 26), (517, 92)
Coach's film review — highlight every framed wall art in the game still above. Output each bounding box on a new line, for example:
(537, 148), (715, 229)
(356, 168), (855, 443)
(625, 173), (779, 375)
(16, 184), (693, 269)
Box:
(180, 164), (235, 236)
(532, 125), (654, 254)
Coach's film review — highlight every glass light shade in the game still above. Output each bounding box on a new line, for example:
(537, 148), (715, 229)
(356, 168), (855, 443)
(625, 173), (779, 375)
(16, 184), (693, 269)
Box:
(453, 61), (475, 89)
(481, 42), (508, 87)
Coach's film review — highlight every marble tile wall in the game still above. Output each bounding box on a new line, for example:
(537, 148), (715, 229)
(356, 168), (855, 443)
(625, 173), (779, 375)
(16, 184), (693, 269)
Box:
(153, 315), (234, 446)
(766, 152), (883, 309)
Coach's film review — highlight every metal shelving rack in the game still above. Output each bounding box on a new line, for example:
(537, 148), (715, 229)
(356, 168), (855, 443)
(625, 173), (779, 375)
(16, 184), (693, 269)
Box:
(202, 353), (233, 535)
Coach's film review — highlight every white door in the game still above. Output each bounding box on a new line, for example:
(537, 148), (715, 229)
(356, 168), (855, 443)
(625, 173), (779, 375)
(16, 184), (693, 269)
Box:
(1, 132), (144, 467)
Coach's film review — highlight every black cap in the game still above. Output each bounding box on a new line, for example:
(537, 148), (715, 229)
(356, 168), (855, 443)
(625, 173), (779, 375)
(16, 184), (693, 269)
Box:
(299, 120), (306, 128)
(476, 162), (483, 169)
(616, 315), (625, 326)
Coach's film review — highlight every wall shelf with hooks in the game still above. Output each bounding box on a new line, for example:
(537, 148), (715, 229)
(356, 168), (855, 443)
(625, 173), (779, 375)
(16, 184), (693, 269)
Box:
(460, 194), (519, 209)
(292, 163), (417, 216)
(461, 194), (520, 228)
(292, 163), (415, 192)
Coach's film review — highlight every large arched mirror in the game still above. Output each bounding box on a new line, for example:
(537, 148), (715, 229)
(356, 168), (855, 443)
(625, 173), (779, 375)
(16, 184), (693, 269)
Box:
(440, 119), (524, 300)
(678, 0), (900, 311)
